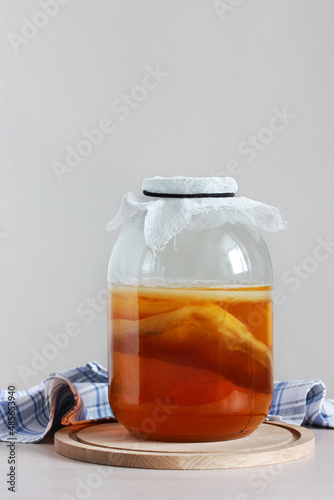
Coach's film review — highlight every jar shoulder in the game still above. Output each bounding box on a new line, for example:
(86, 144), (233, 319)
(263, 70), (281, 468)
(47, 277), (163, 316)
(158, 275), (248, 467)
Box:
(108, 211), (273, 286)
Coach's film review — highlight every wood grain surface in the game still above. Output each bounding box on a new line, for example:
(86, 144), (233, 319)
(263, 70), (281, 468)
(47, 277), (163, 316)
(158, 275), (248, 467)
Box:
(54, 421), (315, 470)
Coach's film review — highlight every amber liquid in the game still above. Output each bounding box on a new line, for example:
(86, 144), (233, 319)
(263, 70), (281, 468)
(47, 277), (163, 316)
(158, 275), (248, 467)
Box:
(108, 285), (273, 442)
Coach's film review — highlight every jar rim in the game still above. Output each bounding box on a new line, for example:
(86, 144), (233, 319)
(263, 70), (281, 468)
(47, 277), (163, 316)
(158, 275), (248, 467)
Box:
(141, 176), (238, 196)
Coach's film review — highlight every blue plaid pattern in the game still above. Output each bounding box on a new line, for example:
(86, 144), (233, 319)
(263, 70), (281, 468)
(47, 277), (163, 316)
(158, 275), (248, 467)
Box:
(268, 379), (334, 427)
(0, 362), (114, 444)
(0, 362), (333, 443)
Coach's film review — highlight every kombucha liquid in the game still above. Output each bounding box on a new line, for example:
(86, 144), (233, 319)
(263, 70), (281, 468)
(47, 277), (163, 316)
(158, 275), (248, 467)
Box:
(108, 284), (273, 442)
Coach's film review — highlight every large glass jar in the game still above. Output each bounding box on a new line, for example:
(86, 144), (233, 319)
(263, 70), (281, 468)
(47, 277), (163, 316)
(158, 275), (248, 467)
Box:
(107, 178), (276, 442)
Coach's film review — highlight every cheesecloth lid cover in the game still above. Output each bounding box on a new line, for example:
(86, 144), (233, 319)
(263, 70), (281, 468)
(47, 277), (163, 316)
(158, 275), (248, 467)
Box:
(107, 177), (286, 252)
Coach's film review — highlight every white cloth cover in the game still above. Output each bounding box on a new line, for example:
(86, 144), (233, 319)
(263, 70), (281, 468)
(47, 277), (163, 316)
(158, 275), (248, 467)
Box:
(107, 177), (286, 252)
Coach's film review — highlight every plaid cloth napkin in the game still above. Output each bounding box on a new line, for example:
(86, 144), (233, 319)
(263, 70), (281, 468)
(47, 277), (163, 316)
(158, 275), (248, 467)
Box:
(0, 362), (333, 444)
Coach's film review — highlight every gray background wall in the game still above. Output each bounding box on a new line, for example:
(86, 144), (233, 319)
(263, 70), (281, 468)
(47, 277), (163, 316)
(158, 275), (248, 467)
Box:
(1, 0), (334, 396)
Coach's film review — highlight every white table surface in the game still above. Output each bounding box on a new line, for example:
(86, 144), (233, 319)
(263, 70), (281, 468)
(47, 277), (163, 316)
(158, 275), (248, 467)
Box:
(0, 426), (333, 500)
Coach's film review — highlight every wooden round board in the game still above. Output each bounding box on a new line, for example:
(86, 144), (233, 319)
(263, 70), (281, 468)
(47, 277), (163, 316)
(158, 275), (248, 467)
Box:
(54, 421), (314, 470)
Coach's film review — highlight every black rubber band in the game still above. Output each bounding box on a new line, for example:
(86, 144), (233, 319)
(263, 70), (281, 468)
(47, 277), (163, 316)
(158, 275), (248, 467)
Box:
(143, 191), (235, 199)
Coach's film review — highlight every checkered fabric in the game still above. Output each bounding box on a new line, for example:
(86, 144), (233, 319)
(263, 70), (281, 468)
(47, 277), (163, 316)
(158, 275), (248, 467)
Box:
(0, 362), (333, 443)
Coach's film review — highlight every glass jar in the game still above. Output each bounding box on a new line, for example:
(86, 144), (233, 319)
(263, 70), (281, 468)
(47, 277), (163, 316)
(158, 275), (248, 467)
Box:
(107, 178), (275, 442)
